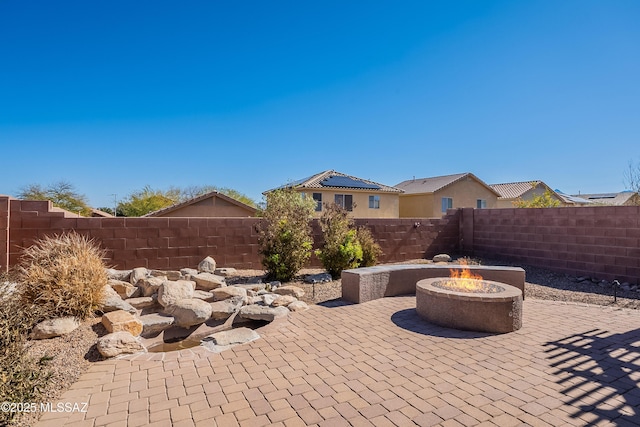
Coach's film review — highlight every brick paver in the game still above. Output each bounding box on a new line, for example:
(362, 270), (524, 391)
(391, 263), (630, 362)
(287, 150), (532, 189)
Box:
(34, 298), (640, 426)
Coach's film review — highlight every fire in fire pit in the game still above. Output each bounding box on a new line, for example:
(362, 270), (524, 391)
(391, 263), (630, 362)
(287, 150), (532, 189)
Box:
(434, 262), (503, 293)
(416, 261), (523, 333)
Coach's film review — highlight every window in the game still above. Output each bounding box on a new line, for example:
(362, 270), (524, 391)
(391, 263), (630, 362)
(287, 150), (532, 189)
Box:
(477, 199), (487, 209)
(335, 194), (353, 211)
(369, 195), (380, 209)
(312, 193), (322, 212)
(441, 197), (453, 213)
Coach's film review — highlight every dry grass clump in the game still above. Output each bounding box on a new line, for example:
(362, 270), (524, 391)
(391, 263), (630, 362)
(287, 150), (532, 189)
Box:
(0, 275), (52, 426)
(18, 232), (108, 320)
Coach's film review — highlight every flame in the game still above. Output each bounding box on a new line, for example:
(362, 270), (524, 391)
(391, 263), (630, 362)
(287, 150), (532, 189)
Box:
(443, 260), (484, 292)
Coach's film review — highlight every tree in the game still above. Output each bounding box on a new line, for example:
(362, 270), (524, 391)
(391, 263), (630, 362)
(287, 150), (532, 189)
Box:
(117, 186), (178, 217)
(624, 160), (640, 194)
(513, 189), (562, 208)
(257, 189), (316, 281)
(18, 182), (91, 216)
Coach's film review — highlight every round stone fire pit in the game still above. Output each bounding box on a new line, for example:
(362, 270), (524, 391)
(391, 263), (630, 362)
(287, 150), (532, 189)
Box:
(416, 278), (522, 334)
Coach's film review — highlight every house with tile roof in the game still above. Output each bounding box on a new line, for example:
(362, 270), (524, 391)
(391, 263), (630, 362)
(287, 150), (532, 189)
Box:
(489, 181), (566, 208)
(569, 191), (640, 206)
(144, 191), (257, 218)
(265, 170), (403, 218)
(395, 173), (500, 218)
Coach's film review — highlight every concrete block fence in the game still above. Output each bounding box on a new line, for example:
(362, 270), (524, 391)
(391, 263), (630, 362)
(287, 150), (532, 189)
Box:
(0, 196), (459, 272)
(1, 195), (639, 283)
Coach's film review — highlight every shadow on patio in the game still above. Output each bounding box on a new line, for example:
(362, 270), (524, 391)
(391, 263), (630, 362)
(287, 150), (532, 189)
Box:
(544, 328), (640, 424)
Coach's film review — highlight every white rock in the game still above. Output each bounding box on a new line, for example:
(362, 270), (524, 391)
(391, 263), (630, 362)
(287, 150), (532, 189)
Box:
(106, 268), (132, 282)
(193, 272), (226, 290)
(271, 295), (297, 307)
(198, 256), (216, 273)
(97, 332), (145, 358)
(273, 286), (305, 298)
(127, 296), (156, 309)
(211, 286), (247, 302)
(150, 270), (181, 280)
(193, 290), (215, 302)
(239, 305), (289, 321)
(31, 317), (80, 339)
(204, 327), (259, 346)
(214, 267), (237, 277)
(157, 280), (195, 307)
(129, 267), (148, 284)
(433, 254), (451, 263)
(101, 285), (137, 314)
(209, 300), (241, 320)
(139, 313), (175, 337)
(287, 301), (309, 312)
(138, 276), (166, 297)
(108, 279), (138, 299)
(165, 299), (213, 328)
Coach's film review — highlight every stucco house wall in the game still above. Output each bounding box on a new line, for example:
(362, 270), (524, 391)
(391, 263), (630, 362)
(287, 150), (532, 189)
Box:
(400, 178), (498, 218)
(302, 190), (399, 218)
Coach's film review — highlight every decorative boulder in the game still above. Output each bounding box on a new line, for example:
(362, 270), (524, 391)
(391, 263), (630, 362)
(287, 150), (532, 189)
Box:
(139, 313), (175, 337)
(108, 279), (139, 299)
(205, 327), (259, 346)
(138, 276), (166, 297)
(273, 286), (305, 298)
(271, 295), (297, 307)
(214, 268), (237, 277)
(97, 332), (145, 358)
(101, 285), (137, 314)
(211, 286), (247, 302)
(287, 301), (310, 312)
(198, 256), (216, 273)
(210, 300), (241, 320)
(165, 299), (213, 328)
(157, 280), (195, 307)
(193, 290), (215, 302)
(106, 268), (132, 282)
(180, 268), (199, 279)
(102, 310), (143, 336)
(433, 254), (451, 263)
(31, 317), (80, 339)
(129, 267), (148, 285)
(150, 269), (181, 280)
(127, 296), (157, 309)
(193, 272), (226, 290)
(239, 305), (289, 322)
(260, 294), (277, 306)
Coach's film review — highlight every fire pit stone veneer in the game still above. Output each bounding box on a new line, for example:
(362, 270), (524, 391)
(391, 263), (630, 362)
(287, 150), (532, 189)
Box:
(416, 278), (523, 334)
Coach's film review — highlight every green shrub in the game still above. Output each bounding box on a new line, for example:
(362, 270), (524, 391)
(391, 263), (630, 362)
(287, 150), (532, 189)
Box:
(257, 189), (316, 282)
(18, 232), (108, 320)
(315, 203), (363, 279)
(355, 226), (383, 267)
(0, 275), (52, 426)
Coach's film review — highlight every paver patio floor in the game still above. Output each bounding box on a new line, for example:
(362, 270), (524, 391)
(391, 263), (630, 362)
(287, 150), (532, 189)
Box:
(35, 297), (640, 427)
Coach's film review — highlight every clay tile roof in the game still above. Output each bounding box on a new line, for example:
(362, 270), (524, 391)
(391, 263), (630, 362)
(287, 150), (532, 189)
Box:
(489, 181), (542, 199)
(265, 170), (403, 194)
(395, 173), (500, 196)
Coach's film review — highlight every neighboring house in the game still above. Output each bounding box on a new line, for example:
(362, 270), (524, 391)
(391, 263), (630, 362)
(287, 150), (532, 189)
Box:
(569, 191), (640, 206)
(395, 173), (500, 218)
(265, 170), (403, 218)
(144, 191), (257, 217)
(91, 208), (114, 218)
(489, 181), (565, 208)
(555, 191), (592, 206)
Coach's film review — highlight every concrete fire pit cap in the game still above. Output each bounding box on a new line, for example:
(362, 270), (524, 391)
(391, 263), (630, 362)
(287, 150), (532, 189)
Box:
(416, 279), (523, 302)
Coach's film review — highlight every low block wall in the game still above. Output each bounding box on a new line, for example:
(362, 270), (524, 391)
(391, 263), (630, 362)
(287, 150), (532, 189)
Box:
(0, 196), (460, 272)
(469, 206), (640, 283)
(342, 264), (525, 304)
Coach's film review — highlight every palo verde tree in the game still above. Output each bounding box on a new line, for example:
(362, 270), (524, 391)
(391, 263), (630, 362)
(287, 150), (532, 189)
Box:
(18, 181), (92, 216)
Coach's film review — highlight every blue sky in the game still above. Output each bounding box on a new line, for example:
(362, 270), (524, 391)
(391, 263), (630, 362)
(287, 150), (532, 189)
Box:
(1, 0), (639, 208)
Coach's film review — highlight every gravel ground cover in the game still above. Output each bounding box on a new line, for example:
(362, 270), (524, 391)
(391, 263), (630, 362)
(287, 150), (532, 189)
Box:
(13, 258), (639, 426)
